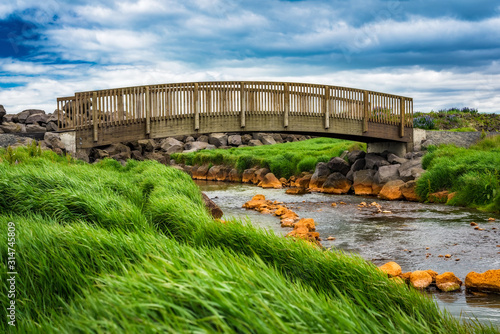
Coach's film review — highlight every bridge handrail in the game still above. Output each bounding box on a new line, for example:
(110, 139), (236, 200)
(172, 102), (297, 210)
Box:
(56, 81), (413, 138)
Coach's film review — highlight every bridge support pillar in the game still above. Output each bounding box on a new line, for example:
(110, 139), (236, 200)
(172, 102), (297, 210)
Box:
(367, 142), (410, 157)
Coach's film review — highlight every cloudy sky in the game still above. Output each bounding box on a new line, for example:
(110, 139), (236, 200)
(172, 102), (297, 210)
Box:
(1, 0), (499, 114)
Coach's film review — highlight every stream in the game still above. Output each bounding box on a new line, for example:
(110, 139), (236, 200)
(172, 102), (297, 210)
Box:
(196, 180), (500, 327)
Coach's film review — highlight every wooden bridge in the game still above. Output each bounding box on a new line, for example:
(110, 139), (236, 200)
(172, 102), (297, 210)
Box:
(56, 81), (413, 149)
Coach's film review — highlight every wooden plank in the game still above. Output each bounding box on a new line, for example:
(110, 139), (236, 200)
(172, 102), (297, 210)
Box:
(146, 86), (151, 135)
(240, 82), (246, 128)
(363, 91), (369, 132)
(194, 83), (200, 130)
(400, 97), (405, 137)
(324, 86), (330, 129)
(284, 83), (289, 127)
(92, 92), (98, 141)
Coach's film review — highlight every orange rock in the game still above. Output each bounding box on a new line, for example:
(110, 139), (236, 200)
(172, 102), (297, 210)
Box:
(242, 199), (266, 209)
(400, 272), (412, 283)
(281, 211), (299, 220)
(285, 188), (310, 195)
(428, 191), (449, 203)
(295, 174), (312, 188)
(470, 222), (478, 226)
(488, 217), (496, 222)
(280, 218), (296, 228)
(252, 194), (266, 201)
(378, 180), (405, 201)
(465, 269), (500, 294)
(425, 270), (439, 283)
(258, 172), (283, 189)
(436, 272), (462, 292)
(242, 168), (257, 183)
(378, 261), (402, 277)
(326, 236), (336, 241)
(400, 180), (420, 202)
(294, 218), (315, 231)
(274, 206), (288, 217)
(447, 192), (457, 202)
(331, 203), (337, 207)
(410, 270), (433, 289)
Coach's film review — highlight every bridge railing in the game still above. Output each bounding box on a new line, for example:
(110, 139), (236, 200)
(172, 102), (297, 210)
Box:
(57, 81), (413, 139)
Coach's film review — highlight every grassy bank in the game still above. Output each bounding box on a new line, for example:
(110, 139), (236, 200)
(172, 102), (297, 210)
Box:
(416, 135), (500, 212)
(413, 108), (500, 132)
(1, 147), (498, 333)
(172, 137), (365, 178)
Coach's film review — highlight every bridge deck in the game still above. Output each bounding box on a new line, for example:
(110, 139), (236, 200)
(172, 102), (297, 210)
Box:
(56, 81), (413, 149)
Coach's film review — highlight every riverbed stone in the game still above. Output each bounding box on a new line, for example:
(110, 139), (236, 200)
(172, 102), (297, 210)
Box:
(193, 165), (209, 180)
(322, 172), (352, 194)
(286, 188), (310, 195)
(465, 269), (500, 294)
(378, 180), (405, 201)
(374, 164), (401, 184)
(347, 150), (366, 165)
(378, 261), (402, 277)
(228, 168), (241, 182)
(327, 157), (350, 176)
(436, 272), (462, 292)
(346, 158), (366, 181)
(309, 162), (331, 191)
(353, 170), (376, 195)
(401, 180), (420, 202)
(252, 168), (271, 184)
(242, 168), (257, 183)
(410, 270), (433, 289)
(202, 193), (223, 219)
(216, 166), (231, 181)
(259, 172), (282, 189)
(365, 153), (390, 170)
(206, 166), (221, 181)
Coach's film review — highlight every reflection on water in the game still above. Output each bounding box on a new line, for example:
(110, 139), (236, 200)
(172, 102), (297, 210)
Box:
(197, 180), (500, 327)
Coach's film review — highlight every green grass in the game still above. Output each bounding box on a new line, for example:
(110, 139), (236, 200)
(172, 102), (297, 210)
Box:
(172, 138), (365, 178)
(416, 135), (500, 212)
(0, 147), (498, 333)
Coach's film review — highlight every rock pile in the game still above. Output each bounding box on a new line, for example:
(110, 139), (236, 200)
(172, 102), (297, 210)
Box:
(0, 106), (60, 134)
(378, 262), (500, 294)
(242, 195), (321, 245)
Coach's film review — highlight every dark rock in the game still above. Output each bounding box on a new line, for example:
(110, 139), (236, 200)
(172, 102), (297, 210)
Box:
(104, 143), (131, 157)
(185, 136), (195, 143)
(327, 157), (350, 176)
(25, 113), (49, 125)
(272, 133), (283, 143)
(0, 122), (25, 133)
(17, 109), (45, 123)
(374, 164), (401, 184)
(347, 150), (365, 165)
(138, 139), (155, 152)
(227, 134), (242, 146)
(387, 153), (408, 165)
(365, 153), (390, 170)
(131, 150), (144, 161)
(208, 133), (228, 147)
(242, 168), (257, 183)
(173, 135), (187, 142)
(2, 114), (16, 123)
(322, 172), (352, 194)
(26, 124), (46, 133)
(309, 162), (330, 190)
(144, 152), (168, 165)
(261, 135), (276, 145)
(44, 132), (65, 151)
(202, 193), (223, 219)
(240, 134), (252, 144)
(45, 121), (58, 132)
(160, 137), (184, 152)
(125, 141), (141, 152)
(353, 170), (376, 195)
(399, 157), (423, 182)
(184, 141), (208, 152)
(0, 105), (5, 123)
(197, 135), (209, 143)
(205, 144), (217, 150)
(248, 139), (263, 146)
(90, 148), (109, 160)
(346, 158), (366, 181)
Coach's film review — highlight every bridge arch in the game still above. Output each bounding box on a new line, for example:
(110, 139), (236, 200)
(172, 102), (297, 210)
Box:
(56, 81), (413, 149)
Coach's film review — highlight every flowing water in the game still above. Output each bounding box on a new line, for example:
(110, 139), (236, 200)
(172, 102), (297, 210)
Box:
(197, 180), (500, 327)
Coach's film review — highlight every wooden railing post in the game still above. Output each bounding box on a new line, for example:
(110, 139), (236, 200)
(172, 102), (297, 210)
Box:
(92, 92), (98, 142)
(240, 82), (246, 128)
(363, 90), (369, 132)
(145, 86), (151, 135)
(284, 83), (289, 128)
(400, 97), (405, 137)
(194, 83), (200, 130)
(324, 85), (330, 129)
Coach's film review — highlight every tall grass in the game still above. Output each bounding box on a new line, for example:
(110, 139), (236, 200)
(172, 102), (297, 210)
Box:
(417, 136), (500, 212)
(1, 148), (498, 333)
(172, 138), (365, 178)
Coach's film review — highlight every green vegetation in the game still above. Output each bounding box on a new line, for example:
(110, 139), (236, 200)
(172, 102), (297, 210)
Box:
(172, 138), (365, 178)
(416, 135), (500, 212)
(1, 147), (497, 333)
(413, 108), (499, 132)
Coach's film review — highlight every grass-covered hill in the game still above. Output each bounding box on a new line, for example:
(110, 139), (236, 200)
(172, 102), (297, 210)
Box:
(1, 147), (498, 333)
(413, 108), (500, 132)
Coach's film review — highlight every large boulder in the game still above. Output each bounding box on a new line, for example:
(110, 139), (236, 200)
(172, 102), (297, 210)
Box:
(2, 114), (17, 123)
(44, 132), (65, 151)
(401, 180), (420, 202)
(398, 157), (423, 182)
(261, 135), (276, 145)
(322, 172), (352, 194)
(0, 122), (25, 133)
(208, 133), (228, 147)
(378, 180), (405, 201)
(104, 143), (131, 157)
(137, 139), (155, 153)
(309, 162), (331, 191)
(242, 168), (257, 183)
(197, 135), (209, 143)
(365, 153), (390, 170)
(160, 137), (184, 152)
(259, 173), (282, 189)
(192, 165), (209, 180)
(202, 193), (223, 219)
(347, 150), (365, 165)
(228, 168), (242, 182)
(17, 109), (45, 123)
(327, 157), (350, 176)
(465, 270), (500, 294)
(374, 164), (401, 184)
(252, 168), (271, 184)
(45, 122), (58, 132)
(183, 141), (208, 153)
(241, 134), (253, 144)
(227, 134), (242, 146)
(0, 105), (6, 123)
(248, 139), (263, 146)
(410, 270), (433, 289)
(25, 124), (47, 133)
(436, 272), (462, 292)
(143, 152), (168, 165)
(272, 133), (283, 143)
(25, 113), (49, 125)
(387, 153), (408, 165)
(346, 158), (366, 181)
(378, 262), (402, 277)
(353, 170), (376, 195)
